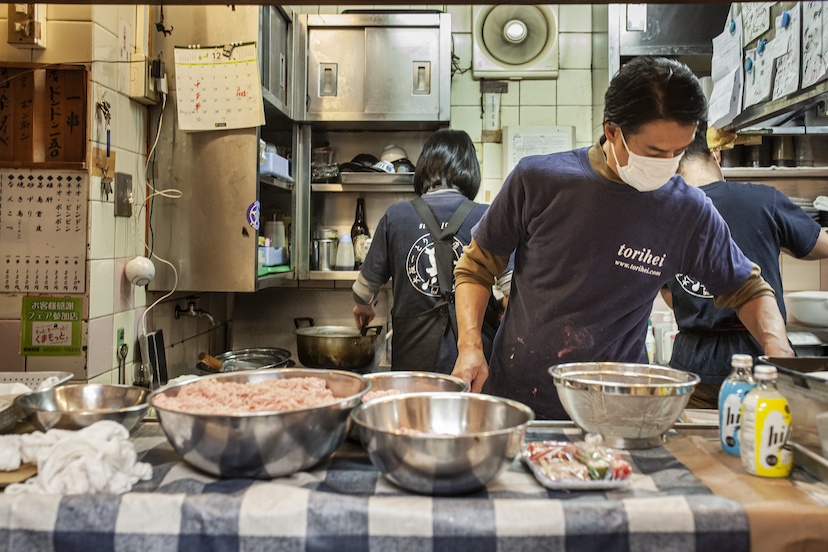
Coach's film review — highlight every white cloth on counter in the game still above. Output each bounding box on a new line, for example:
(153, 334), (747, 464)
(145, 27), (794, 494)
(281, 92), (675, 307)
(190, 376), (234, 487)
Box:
(814, 196), (828, 211)
(2, 421), (152, 495)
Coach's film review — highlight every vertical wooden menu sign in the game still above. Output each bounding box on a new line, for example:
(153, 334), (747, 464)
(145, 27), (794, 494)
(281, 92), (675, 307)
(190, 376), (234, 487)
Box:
(0, 64), (86, 168)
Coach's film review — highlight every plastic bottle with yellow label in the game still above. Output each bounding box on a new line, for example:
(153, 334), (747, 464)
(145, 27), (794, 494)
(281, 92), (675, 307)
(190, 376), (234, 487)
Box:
(739, 364), (793, 478)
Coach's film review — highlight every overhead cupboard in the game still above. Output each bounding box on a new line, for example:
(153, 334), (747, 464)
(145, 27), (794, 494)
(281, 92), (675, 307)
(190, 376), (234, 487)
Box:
(147, 6), (451, 292)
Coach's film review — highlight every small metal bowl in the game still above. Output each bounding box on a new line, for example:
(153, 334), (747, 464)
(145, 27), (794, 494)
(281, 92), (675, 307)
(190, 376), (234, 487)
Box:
(15, 384), (151, 432)
(351, 392), (534, 495)
(550, 362), (700, 449)
(150, 368), (370, 479)
(347, 371), (469, 441)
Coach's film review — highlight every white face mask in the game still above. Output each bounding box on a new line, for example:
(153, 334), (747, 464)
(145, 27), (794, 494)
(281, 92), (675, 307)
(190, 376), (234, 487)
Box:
(610, 130), (684, 192)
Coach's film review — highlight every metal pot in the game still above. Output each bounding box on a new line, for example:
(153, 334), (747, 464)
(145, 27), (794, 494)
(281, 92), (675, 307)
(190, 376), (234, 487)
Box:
(194, 347), (292, 376)
(294, 317), (381, 371)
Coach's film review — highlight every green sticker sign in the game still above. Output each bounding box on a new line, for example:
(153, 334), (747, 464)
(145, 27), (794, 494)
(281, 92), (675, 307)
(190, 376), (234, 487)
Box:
(20, 297), (83, 356)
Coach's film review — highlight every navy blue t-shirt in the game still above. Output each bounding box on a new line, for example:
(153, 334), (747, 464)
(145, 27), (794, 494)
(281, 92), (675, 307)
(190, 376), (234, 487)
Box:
(472, 147), (754, 419)
(360, 190), (490, 371)
(667, 180), (820, 384)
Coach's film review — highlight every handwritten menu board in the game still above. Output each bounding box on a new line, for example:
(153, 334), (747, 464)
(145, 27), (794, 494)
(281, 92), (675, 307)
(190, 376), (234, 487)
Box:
(0, 170), (87, 293)
(173, 43), (265, 131)
(0, 66), (86, 166)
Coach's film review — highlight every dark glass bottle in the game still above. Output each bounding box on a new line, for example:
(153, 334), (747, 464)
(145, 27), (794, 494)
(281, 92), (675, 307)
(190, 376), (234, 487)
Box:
(351, 198), (370, 269)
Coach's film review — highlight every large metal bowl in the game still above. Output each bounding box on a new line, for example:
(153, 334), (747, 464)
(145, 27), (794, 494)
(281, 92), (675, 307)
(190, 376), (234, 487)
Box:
(550, 362), (700, 449)
(15, 384), (150, 432)
(150, 368), (370, 478)
(347, 371), (469, 440)
(351, 392), (534, 495)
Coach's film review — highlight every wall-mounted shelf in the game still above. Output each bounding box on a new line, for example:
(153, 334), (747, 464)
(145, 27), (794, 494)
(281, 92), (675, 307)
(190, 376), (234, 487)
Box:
(309, 270), (359, 280)
(260, 175), (293, 191)
(722, 166), (828, 178)
(721, 79), (828, 133)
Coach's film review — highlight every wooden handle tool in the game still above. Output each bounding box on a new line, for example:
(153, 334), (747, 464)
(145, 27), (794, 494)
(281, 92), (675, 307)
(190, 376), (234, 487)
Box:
(198, 352), (223, 371)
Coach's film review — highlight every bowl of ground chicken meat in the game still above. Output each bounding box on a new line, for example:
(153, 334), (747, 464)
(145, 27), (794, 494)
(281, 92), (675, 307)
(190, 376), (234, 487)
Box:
(150, 368), (370, 478)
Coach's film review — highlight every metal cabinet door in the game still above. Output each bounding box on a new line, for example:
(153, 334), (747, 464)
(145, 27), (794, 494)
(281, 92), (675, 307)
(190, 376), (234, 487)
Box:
(364, 27), (441, 119)
(307, 28), (366, 118)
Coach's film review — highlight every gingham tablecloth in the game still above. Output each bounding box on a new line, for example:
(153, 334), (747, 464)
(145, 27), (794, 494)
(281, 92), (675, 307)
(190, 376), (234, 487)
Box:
(0, 423), (749, 552)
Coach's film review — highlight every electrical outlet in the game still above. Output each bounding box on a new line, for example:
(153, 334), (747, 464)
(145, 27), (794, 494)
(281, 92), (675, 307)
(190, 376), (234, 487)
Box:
(114, 172), (133, 217)
(7, 3), (45, 49)
(129, 53), (159, 105)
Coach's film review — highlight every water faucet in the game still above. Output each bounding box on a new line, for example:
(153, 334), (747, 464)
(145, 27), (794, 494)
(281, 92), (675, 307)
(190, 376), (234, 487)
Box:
(174, 296), (215, 327)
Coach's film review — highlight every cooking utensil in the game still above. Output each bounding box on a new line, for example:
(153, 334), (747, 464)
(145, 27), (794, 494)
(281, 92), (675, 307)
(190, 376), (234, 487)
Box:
(549, 362), (699, 449)
(150, 368), (370, 478)
(785, 291), (828, 327)
(194, 347), (291, 376)
(346, 371), (469, 440)
(351, 392), (534, 495)
(15, 384), (151, 432)
(294, 317), (381, 371)
(198, 352), (224, 371)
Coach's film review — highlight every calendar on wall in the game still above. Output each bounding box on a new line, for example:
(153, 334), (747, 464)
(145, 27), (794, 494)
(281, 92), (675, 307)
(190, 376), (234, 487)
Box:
(173, 42), (265, 131)
(0, 170), (87, 293)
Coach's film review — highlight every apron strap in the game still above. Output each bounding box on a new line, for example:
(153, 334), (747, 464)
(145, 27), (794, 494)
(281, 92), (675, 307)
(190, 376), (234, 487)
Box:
(410, 197), (476, 341)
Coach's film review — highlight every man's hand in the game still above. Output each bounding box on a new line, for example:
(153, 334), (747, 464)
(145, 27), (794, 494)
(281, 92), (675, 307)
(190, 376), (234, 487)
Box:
(353, 304), (375, 329)
(452, 347), (489, 393)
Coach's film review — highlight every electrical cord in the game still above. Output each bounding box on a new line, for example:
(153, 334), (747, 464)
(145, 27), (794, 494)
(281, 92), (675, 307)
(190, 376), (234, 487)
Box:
(139, 91), (184, 336)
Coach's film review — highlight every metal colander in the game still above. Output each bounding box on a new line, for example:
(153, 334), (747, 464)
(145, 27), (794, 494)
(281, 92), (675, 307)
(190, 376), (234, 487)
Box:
(549, 362), (699, 449)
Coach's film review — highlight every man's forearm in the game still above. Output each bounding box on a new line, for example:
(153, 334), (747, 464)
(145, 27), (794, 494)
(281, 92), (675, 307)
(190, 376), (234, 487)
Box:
(737, 295), (794, 357)
(455, 281), (492, 352)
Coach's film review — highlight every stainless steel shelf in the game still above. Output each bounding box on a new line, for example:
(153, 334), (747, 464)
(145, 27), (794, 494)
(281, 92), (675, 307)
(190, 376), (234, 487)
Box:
(259, 175), (293, 191)
(256, 270), (295, 290)
(722, 79), (828, 133)
(721, 167), (828, 178)
(309, 270), (359, 280)
(311, 183), (414, 193)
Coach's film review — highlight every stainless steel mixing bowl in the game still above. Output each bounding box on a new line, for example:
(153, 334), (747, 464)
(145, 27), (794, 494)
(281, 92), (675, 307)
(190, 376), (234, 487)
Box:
(351, 392), (534, 495)
(15, 384), (151, 432)
(346, 371), (469, 440)
(150, 368), (370, 478)
(549, 362), (700, 449)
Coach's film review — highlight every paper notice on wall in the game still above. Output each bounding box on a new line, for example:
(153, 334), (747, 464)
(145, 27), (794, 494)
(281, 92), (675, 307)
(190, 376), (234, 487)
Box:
(173, 43), (265, 131)
(501, 126), (575, 180)
(744, 47), (775, 108)
(742, 2), (773, 46)
(802, 1), (828, 88)
(710, 15), (744, 128)
(772, 3), (802, 99)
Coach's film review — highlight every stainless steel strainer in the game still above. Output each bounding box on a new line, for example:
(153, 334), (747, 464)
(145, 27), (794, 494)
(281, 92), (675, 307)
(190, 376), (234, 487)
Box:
(549, 362), (700, 449)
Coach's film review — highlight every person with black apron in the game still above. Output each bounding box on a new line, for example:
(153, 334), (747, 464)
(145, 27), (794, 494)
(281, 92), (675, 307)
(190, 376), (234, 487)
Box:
(352, 129), (510, 373)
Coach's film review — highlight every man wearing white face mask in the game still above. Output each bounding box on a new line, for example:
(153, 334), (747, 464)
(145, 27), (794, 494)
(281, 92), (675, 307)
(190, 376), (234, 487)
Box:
(450, 56), (794, 420)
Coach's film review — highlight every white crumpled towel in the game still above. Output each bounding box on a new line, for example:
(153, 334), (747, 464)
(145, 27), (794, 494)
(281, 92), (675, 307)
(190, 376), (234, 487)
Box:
(1, 420), (152, 495)
(814, 196), (828, 211)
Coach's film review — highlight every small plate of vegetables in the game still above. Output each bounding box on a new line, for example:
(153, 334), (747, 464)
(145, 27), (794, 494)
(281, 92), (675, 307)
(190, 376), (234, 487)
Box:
(522, 435), (632, 490)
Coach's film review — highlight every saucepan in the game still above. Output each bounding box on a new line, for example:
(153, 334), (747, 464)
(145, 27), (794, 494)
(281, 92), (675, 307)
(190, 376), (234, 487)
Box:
(294, 317), (381, 372)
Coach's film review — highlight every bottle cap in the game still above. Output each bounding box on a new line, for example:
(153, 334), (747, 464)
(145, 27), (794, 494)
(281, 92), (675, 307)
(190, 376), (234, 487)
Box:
(731, 354), (753, 368)
(339, 234), (352, 243)
(753, 364), (777, 379)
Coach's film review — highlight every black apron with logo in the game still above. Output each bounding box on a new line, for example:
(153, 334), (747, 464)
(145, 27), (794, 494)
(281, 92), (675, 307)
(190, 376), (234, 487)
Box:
(392, 198), (498, 373)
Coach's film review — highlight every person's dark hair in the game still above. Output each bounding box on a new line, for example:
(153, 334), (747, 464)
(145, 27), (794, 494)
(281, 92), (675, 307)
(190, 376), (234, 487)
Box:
(680, 121), (712, 167)
(604, 57), (707, 136)
(413, 129), (480, 199)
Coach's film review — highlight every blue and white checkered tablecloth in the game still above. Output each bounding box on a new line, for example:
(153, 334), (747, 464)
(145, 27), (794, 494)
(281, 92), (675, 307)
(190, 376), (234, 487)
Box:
(0, 424), (750, 552)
